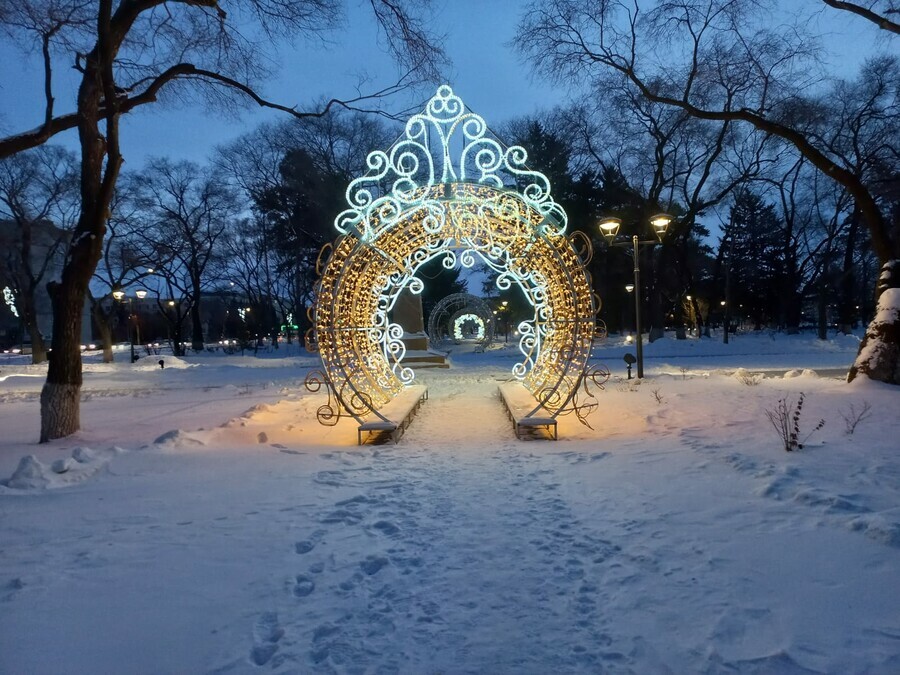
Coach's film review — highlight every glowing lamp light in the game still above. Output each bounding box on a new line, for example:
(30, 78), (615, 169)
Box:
(135, 289), (148, 299)
(112, 289), (125, 300)
(625, 284), (635, 293)
(650, 213), (672, 241)
(168, 300), (175, 307)
(598, 217), (622, 243)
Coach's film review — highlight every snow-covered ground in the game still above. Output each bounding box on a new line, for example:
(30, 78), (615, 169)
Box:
(1, 333), (898, 674)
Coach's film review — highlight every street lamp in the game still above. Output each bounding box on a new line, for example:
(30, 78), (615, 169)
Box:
(112, 287), (143, 363)
(134, 289), (147, 352)
(600, 213), (673, 378)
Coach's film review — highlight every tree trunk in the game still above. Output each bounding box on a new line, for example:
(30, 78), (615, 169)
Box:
(848, 260), (900, 383)
(837, 213), (860, 334)
(40, 8), (122, 442)
(18, 294), (48, 365)
(171, 318), (185, 357)
(41, 280), (88, 442)
(817, 286), (828, 341)
(784, 289), (801, 334)
(647, 247), (665, 342)
(190, 277), (204, 351)
(100, 320), (114, 363)
(27, 322), (48, 365)
(674, 298), (686, 340)
(90, 300), (115, 363)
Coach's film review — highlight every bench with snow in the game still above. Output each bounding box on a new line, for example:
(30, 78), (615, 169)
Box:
(357, 385), (428, 445)
(498, 380), (558, 441)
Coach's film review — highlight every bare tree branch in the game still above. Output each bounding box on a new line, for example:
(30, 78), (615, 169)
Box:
(822, 0), (900, 35)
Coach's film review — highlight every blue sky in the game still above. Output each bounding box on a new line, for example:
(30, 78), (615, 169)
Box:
(0, 1), (883, 171)
(0, 1), (559, 169)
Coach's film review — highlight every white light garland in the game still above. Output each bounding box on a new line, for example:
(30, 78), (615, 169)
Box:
(3, 287), (18, 318)
(310, 85), (598, 427)
(453, 313), (485, 341)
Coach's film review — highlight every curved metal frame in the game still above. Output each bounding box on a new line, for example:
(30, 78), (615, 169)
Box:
(307, 86), (604, 428)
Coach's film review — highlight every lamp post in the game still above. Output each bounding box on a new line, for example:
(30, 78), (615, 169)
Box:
(112, 288), (146, 363)
(624, 283), (635, 342)
(720, 300), (728, 344)
(134, 289), (147, 353)
(600, 213), (672, 379)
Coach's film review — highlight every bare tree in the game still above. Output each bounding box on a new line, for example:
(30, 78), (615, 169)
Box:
(0, 145), (78, 363)
(90, 177), (159, 362)
(0, 0), (446, 441)
(566, 79), (771, 339)
(517, 0), (900, 384)
(136, 158), (237, 351)
(216, 109), (396, 340)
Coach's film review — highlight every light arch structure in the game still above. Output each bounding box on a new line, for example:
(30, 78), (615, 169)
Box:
(306, 85), (606, 428)
(452, 313), (486, 342)
(427, 293), (494, 348)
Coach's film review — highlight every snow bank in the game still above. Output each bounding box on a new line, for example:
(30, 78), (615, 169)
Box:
(134, 355), (195, 370)
(1, 446), (124, 492)
(152, 429), (208, 448)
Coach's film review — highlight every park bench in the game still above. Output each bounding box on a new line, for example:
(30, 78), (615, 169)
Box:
(498, 380), (558, 441)
(357, 384), (428, 445)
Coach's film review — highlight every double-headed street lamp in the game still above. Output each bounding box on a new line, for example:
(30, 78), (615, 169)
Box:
(599, 213), (673, 379)
(112, 287), (148, 363)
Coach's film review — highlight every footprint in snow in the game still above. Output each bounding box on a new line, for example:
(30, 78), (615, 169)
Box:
(295, 540), (315, 554)
(293, 575), (315, 597)
(360, 555), (389, 576)
(310, 623), (341, 664)
(370, 520), (400, 536)
(250, 612), (284, 666)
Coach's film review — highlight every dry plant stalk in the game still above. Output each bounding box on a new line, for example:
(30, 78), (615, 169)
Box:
(764, 392), (825, 451)
(840, 401), (873, 436)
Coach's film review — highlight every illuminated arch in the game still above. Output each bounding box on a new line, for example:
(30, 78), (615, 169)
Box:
(452, 313), (486, 342)
(427, 293), (494, 348)
(306, 86), (605, 428)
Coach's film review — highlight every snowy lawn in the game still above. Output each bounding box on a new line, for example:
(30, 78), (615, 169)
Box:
(1, 334), (898, 674)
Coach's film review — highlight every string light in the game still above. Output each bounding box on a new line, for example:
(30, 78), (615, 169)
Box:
(308, 86), (599, 426)
(452, 313), (485, 341)
(3, 287), (18, 318)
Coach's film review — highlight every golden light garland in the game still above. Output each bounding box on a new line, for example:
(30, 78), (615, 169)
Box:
(307, 86), (604, 428)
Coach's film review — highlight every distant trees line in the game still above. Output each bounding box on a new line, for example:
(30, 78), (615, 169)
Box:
(5, 68), (891, 362)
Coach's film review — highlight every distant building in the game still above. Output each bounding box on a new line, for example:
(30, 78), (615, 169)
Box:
(0, 219), (91, 348)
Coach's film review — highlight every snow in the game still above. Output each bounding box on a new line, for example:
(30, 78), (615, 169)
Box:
(1, 332), (899, 673)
